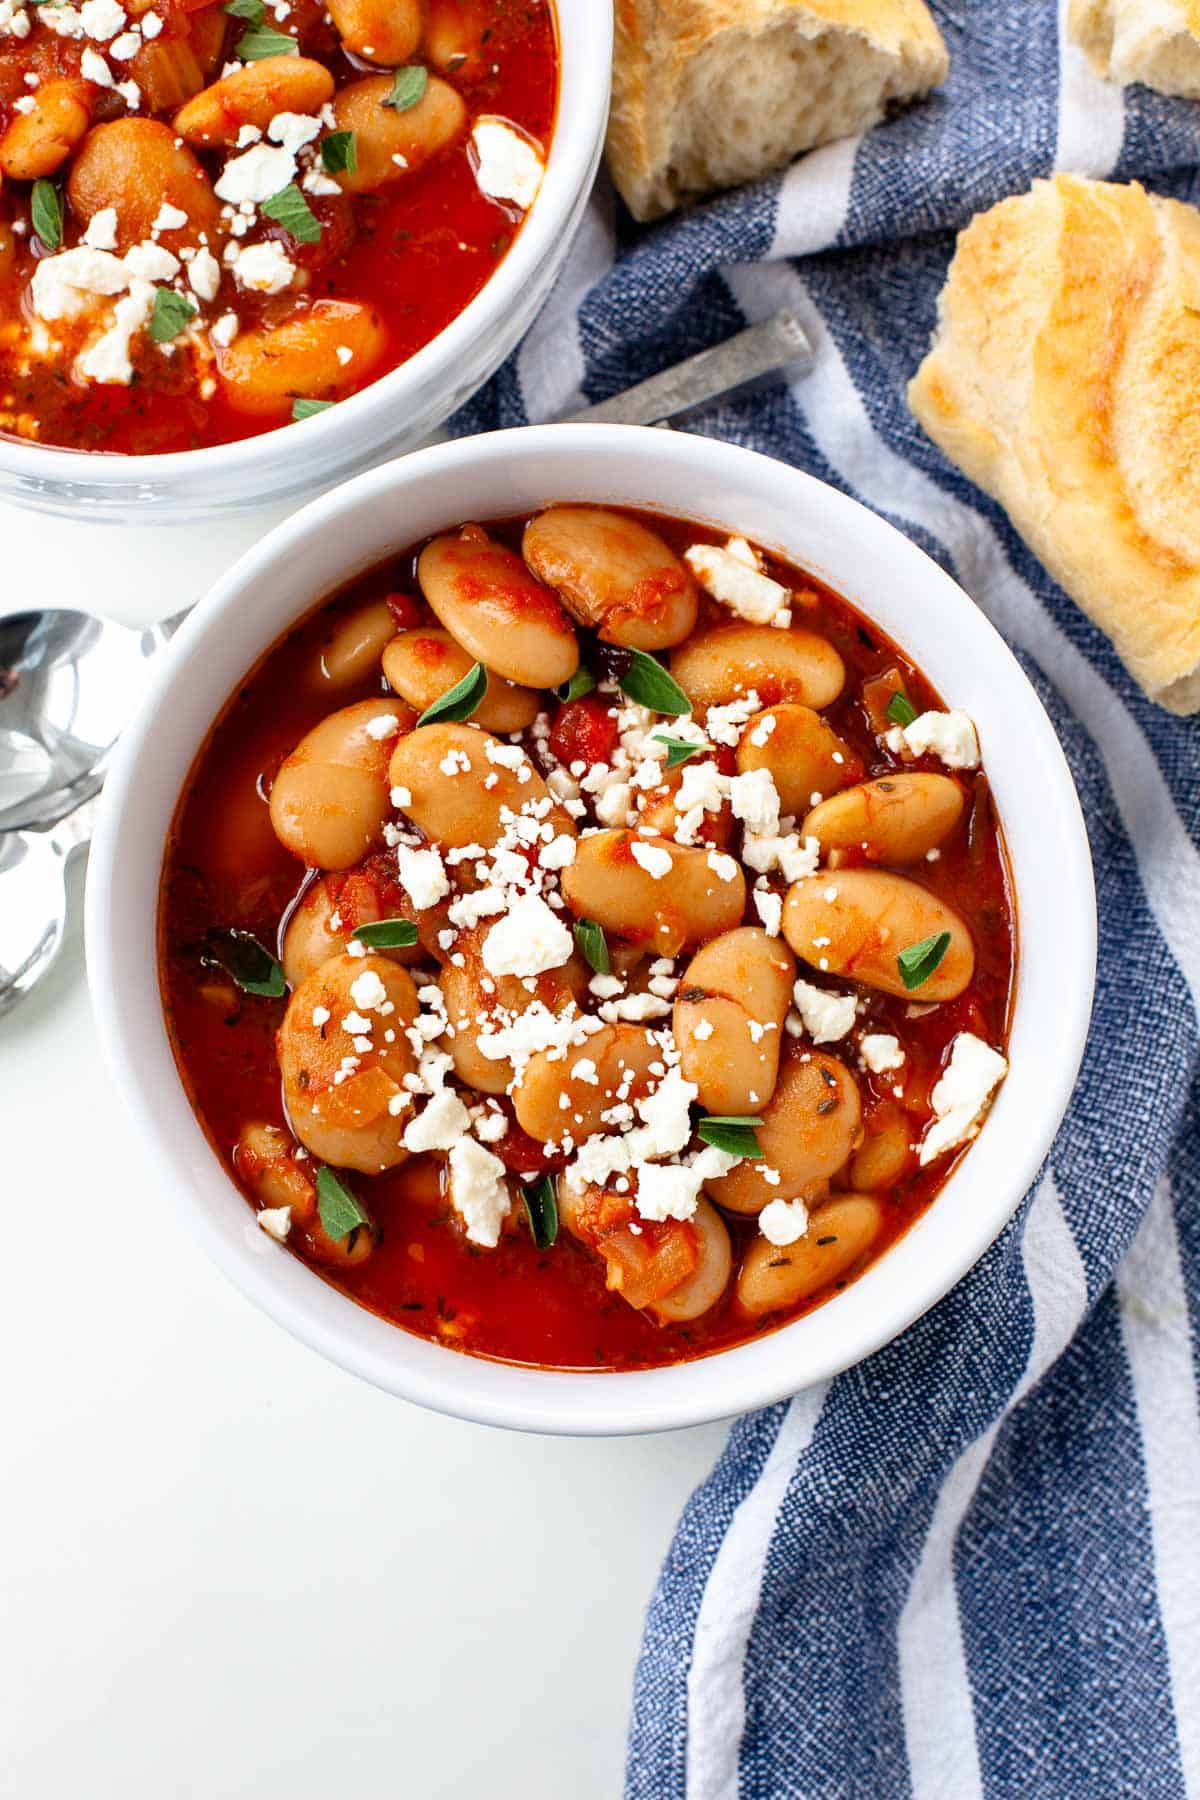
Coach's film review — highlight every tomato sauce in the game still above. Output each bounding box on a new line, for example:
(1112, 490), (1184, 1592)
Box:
(0, 0), (557, 454)
(159, 511), (1017, 1372)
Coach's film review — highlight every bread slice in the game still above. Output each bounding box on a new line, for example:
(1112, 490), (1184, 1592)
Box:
(909, 175), (1200, 714)
(1069, 0), (1200, 97)
(606, 0), (949, 222)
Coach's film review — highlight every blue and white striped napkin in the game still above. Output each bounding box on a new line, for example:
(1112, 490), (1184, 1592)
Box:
(455, 3), (1200, 1791)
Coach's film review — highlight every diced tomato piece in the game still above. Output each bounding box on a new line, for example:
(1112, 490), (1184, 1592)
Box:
(549, 694), (619, 769)
(491, 1119), (568, 1176)
(385, 592), (423, 631)
(599, 1220), (699, 1311)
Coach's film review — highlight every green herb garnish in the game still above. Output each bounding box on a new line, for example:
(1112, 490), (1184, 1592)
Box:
(223, 0), (264, 20)
(200, 929), (285, 997)
(235, 22), (297, 56)
(320, 130), (357, 176)
(416, 661), (488, 727)
(897, 930), (952, 992)
(316, 1166), (371, 1241)
(697, 1115), (763, 1159)
(292, 397), (334, 421)
(31, 180), (62, 250)
(886, 690), (918, 728)
(149, 287), (197, 344)
(522, 1175), (558, 1250)
(652, 733), (702, 768)
(383, 64), (428, 111)
(352, 918), (419, 949)
(261, 183), (321, 243)
(555, 667), (596, 703)
(572, 918), (610, 976)
(617, 650), (691, 717)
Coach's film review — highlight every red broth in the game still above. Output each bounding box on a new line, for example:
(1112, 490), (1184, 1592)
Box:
(159, 510), (1017, 1371)
(0, 0), (557, 454)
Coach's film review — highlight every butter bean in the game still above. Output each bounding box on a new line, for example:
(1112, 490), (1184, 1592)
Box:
(269, 697), (413, 870)
(67, 119), (220, 250)
(522, 506), (698, 651)
(388, 721), (573, 850)
(736, 703), (861, 816)
(281, 871), (423, 988)
(418, 525), (579, 689)
(214, 301), (387, 418)
(706, 1052), (862, 1214)
(561, 829), (745, 957)
(0, 79), (90, 180)
(670, 623), (845, 712)
(782, 869), (974, 999)
(514, 1022), (660, 1144)
(673, 927), (795, 1115)
(234, 1121), (374, 1265)
(327, 73), (465, 195)
(174, 56), (334, 147)
(803, 773), (964, 865)
(736, 1195), (882, 1317)
(849, 1101), (914, 1190)
(440, 931), (588, 1097)
(383, 628), (541, 733)
(647, 1199), (732, 1323)
(313, 599), (398, 689)
(327, 0), (421, 64)
(277, 953), (420, 1172)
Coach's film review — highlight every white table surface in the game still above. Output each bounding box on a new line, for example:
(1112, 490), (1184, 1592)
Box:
(0, 497), (730, 1800)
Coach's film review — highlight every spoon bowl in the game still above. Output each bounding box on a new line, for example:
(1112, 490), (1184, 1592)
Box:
(0, 797), (95, 1019)
(0, 609), (181, 833)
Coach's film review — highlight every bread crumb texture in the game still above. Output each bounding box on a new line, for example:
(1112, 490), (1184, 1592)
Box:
(606, 0), (948, 221)
(1068, 0), (1200, 97)
(909, 174), (1200, 713)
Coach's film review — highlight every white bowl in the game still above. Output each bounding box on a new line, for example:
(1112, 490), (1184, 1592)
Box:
(0, 1), (610, 524)
(86, 426), (1096, 1435)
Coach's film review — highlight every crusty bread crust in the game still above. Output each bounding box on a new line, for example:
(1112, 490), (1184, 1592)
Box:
(909, 175), (1200, 713)
(607, 0), (948, 221)
(1068, 0), (1200, 97)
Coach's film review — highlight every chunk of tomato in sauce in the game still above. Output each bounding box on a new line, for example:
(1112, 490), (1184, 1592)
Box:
(549, 694), (619, 769)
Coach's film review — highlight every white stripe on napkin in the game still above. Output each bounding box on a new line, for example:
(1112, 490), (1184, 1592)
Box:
(1118, 1178), (1200, 1796)
(684, 1382), (831, 1800)
(897, 1174), (1088, 1800)
(1054, 0), (1125, 177)
(770, 135), (863, 260)
(724, 260), (1200, 1011)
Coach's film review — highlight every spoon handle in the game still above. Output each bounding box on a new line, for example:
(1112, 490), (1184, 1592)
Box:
(560, 310), (812, 428)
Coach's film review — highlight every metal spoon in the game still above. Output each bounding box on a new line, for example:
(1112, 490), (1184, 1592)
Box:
(0, 605), (185, 834)
(0, 794), (97, 1020)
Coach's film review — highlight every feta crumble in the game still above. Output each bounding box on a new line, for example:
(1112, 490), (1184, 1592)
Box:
(919, 1033), (1007, 1164)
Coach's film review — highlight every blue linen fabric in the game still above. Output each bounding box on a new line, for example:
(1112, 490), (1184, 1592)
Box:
(453, 3), (1200, 1793)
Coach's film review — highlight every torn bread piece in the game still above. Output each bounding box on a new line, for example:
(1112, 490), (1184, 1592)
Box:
(1069, 0), (1200, 97)
(909, 174), (1200, 714)
(606, 0), (949, 222)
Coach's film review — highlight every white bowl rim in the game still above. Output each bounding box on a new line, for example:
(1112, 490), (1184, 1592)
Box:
(85, 425), (1097, 1436)
(0, 0), (611, 493)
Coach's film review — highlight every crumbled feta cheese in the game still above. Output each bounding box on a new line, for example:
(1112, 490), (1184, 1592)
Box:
(397, 844), (449, 909)
(759, 1197), (809, 1246)
(76, 278), (154, 385)
(185, 247), (220, 302)
(919, 1033), (1007, 1165)
(538, 834), (576, 871)
(753, 889), (783, 936)
(685, 538), (791, 625)
(257, 1205), (291, 1241)
(210, 311), (239, 347)
(152, 201), (188, 232)
(742, 832), (820, 882)
(364, 711), (400, 741)
(705, 692), (761, 747)
(80, 46), (113, 84)
(214, 142), (296, 205)
(403, 1087), (471, 1154)
(471, 117), (544, 210)
(594, 781), (634, 827)
(447, 1137), (511, 1248)
(267, 110), (322, 154)
(792, 978), (858, 1044)
(123, 241), (177, 282)
(233, 240), (295, 294)
(631, 841), (672, 880)
(860, 1033), (905, 1074)
(729, 768), (781, 837)
(349, 969), (388, 1012)
(707, 850), (740, 884)
(79, 0), (125, 38)
(894, 709), (980, 770)
(82, 208), (119, 251)
(481, 894), (573, 978)
(31, 247), (128, 320)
